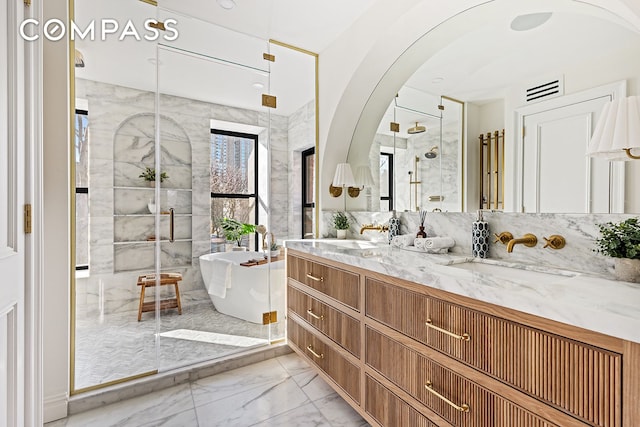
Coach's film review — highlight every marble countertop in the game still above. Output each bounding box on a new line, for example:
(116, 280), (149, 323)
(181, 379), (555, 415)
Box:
(284, 239), (640, 344)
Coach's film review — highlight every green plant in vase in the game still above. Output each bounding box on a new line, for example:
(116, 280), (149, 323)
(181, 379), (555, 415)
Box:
(220, 217), (256, 250)
(594, 217), (640, 283)
(333, 211), (350, 239)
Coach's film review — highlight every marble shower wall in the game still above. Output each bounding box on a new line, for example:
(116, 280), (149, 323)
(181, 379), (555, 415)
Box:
(320, 210), (638, 277)
(76, 78), (291, 315)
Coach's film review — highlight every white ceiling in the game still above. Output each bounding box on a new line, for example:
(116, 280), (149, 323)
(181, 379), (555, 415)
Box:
(74, 0), (376, 116)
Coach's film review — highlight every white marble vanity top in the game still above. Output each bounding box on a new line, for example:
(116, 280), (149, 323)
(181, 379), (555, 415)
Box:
(284, 239), (640, 344)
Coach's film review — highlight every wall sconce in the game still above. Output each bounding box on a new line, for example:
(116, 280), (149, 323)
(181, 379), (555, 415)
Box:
(329, 163), (356, 197)
(588, 96), (640, 160)
(348, 165), (375, 197)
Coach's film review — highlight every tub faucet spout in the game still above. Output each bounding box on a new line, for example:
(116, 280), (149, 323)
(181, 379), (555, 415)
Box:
(360, 224), (389, 234)
(506, 233), (537, 253)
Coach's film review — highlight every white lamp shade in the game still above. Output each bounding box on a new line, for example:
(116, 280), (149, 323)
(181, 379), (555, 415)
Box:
(588, 96), (640, 160)
(354, 165), (375, 188)
(332, 163), (356, 187)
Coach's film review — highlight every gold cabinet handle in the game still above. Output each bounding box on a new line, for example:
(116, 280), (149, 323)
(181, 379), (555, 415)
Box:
(425, 381), (469, 413)
(306, 273), (324, 282)
(425, 319), (470, 341)
(306, 345), (324, 359)
(306, 309), (324, 320)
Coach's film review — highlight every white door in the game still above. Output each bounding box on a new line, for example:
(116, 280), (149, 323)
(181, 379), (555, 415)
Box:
(0, 1), (25, 426)
(519, 83), (625, 213)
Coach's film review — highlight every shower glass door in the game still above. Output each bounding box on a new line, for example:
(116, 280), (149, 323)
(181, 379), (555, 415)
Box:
(71, 0), (161, 392)
(154, 8), (278, 372)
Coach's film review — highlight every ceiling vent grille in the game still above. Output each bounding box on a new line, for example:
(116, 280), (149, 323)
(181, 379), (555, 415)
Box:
(525, 78), (564, 103)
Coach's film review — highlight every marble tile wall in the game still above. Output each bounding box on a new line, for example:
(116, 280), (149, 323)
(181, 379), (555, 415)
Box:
(320, 210), (638, 277)
(77, 78), (292, 315)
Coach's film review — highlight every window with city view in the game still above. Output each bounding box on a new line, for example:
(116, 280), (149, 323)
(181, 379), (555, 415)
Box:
(75, 109), (89, 270)
(210, 129), (258, 251)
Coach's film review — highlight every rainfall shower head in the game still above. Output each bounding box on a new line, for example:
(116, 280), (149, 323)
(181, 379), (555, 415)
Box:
(425, 146), (439, 159)
(407, 122), (426, 134)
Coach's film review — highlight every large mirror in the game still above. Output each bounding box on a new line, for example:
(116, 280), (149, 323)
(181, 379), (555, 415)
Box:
(348, 0), (640, 213)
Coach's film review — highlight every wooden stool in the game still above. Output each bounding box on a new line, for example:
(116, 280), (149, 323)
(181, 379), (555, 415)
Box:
(137, 273), (183, 321)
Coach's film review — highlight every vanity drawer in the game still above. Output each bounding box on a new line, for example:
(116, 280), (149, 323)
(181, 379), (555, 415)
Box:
(366, 375), (441, 427)
(288, 317), (361, 404)
(365, 278), (622, 427)
(366, 327), (563, 427)
(287, 254), (360, 310)
(288, 286), (360, 357)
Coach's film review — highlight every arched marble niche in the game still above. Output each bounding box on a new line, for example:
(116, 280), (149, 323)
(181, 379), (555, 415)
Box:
(112, 113), (193, 272)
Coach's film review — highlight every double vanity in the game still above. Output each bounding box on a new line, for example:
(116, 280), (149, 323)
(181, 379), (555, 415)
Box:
(284, 239), (640, 427)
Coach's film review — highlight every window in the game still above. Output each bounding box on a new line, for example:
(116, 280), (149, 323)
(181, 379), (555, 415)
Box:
(210, 129), (258, 251)
(380, 152), (393, 212)
(301, 147), (315, 237)
(75, 109), (89, 271)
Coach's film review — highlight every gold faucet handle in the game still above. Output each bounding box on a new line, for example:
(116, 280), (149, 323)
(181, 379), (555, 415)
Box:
(380, 224), (389, 232)
(543, 235), (566, 249)
(493, 232), (513, 245)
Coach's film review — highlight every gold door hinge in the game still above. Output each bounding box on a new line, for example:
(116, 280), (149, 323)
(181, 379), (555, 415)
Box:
(390, 122), (400, 133)
(438, 104), (445, 110)
(522, 126), (526, 138)
(24, 0), (31, 6)
(148, 21), (166, 31)
(263, 53), (275, 62)
(24, 204), (32, 234)
(262, 94), (277, 109)
(262, 311), (277, 325)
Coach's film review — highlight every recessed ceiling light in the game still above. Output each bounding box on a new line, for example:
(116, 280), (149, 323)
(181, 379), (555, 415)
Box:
(217, 0), (236, 10)
(252, 82), (264, 89)
(510, 12), (552, 31)
(147, 57), (163, 66)
(432, 77), (444, 84)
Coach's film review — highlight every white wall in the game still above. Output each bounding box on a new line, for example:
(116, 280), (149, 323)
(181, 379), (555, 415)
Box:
(43, 0), (69, 421)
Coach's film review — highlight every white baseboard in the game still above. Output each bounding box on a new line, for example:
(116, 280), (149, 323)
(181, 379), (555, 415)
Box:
(43, 392), (68, 423)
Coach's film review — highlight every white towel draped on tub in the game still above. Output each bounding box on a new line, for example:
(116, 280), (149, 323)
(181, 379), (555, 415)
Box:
(414, 237), (455, 253)
(200, 257), (233, 298)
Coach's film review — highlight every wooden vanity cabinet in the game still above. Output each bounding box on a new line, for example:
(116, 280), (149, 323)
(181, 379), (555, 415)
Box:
(286, 250), (640, 427)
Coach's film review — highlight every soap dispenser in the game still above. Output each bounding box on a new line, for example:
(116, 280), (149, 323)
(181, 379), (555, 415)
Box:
(388, 210), (400, 244)
(472, 210), (489, 258)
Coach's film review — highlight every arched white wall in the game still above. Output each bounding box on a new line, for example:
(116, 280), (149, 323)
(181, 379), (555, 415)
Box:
(318, 0), (640, 216)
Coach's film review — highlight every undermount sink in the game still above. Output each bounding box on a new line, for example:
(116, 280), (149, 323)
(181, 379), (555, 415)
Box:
(447, 261), (578, 284)
(319, 239), (381, 250)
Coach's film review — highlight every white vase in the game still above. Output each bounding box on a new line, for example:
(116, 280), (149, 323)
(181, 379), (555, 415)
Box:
(614, 258), (640, 283)
(336, 229), (347, 239)
(270, 249), (281, 258)
(231, 246), (247, 251)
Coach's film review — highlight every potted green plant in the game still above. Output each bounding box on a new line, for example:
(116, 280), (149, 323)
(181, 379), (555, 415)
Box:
(333, 211), (350, 239)
(269, 241), (281, 258)
(139, 167), (169, 187)
(595, 217), (640, 283)
(220, 217), (256, 250)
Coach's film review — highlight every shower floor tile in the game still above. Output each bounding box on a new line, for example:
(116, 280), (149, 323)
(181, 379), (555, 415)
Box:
(74, 299), (284, 390)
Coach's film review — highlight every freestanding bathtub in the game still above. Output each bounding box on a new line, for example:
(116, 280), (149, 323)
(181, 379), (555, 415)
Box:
(198, 251), (285, 324)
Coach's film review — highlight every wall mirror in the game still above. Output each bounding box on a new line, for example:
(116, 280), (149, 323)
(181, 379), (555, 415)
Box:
(347, 0), (640, 214)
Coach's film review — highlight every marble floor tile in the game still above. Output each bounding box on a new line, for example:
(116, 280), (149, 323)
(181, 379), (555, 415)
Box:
(49, 384), (194, 427)
(249, 402), (331, 427)
(47, 353), (370, 427)
(195, 377), (310, 426)
(190, 358), (290, 407)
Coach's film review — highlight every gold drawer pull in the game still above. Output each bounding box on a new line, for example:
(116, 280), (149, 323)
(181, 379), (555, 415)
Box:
(306, 309), (324, 320)
(306, 273), (324, 282)
(425, 381), (470, 413)
(425, 319), (470, 341)
(306, 345), (324, 359)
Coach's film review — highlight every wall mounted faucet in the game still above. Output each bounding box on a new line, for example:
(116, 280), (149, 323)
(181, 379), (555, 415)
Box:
(506, 233), (537, 253)
(360, 224), (389, 234)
